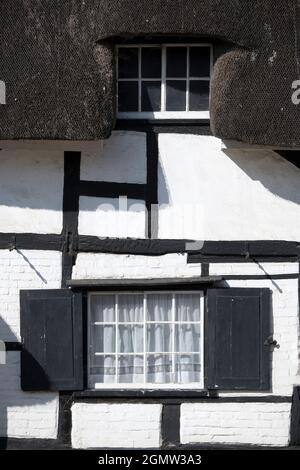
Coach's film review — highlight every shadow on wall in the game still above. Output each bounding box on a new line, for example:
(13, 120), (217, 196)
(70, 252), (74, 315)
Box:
(223, 148), (300, 206)
(0, 316), (52, 449)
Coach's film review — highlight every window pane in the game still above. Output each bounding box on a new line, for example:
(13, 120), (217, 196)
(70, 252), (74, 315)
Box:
(118, 295), (143, 322)
(175, 324), (201, 353)
(166, 80), (186, 111)
(141, 81), (161, 112)
(190, 46), (211, 77)
(90, 295), (115, 323)
(175, 294), (200, 322)
(119, 325), (144, 353)
(118, 48), (139, 78)
(147, 294), (172, 322)
(175, 354), (201, 384)
(91, 326), (115, 353)
(118, 355), (144, 383)
(147, 354), (172, 383)
(89, 355), (116, 384)
(167, 47), (187, 77)
(189, 81), (210, 111)
(118, 81), (139, 112)
(147, 324), (172, 353)
(142, 47), (161, 78)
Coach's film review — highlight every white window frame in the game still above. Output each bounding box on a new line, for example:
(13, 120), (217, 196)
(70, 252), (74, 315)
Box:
(88, 290), (205, 390)
(117, 44), (213, 120)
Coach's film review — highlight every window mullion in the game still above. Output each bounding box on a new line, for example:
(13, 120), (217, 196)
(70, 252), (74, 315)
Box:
(138, 47), (142, 112)
(172, 293), (176, 383)
(186, 46), (190, 112)
(161, 46), (166, 112)
(115, 294), (119, 384)
(143, 293), (147, 385)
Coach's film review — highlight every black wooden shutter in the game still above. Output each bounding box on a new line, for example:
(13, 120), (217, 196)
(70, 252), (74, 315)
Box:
(20, 290), (84, 391)
(207, 288), (271, 391)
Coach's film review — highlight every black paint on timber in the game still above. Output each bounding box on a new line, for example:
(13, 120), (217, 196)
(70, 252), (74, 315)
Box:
(115, 119), (212, 135)
(290, 387), (300, 445)
(146, 133), (159, 238)
(4, 342), (22, 351)
(222, 274), (299, 280)
(59, 151), (81, 448)
(67, 276), (221, 289)
(201, 263), (210, 276)
(72, 391), (292, 402)
(161, 405), (180, 448)
(62, 152), (81, 288)
(79, 181), (147, 200)
(0, 233), (62, 251)
(57, 392), (73, 447)
(0, 233), (299, 260)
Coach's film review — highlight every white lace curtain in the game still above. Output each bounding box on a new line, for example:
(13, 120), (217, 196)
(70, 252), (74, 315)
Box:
(89, 293), (202, 387)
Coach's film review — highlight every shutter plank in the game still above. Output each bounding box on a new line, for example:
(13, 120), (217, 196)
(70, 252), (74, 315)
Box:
(207, 288), (271, 391)
(21, 290), (83, 391)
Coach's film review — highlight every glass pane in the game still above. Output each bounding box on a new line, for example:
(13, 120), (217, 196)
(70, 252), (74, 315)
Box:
(91, 325), (116, 354)
(190, 46), (211, 77)
(118, 355), (144, 383)
(142, 47), (161, 78)
(189, 81), (210, 111)
(147, 354), (172, 383)
(175, 324), (201, 353)
(118, 48), (139, 78)
(118, 325), (144, 353)
(147, 294), (172, 321)
(175, 294), (201, 322)
(147, 324), (172, 353)
(141, 81), (161, 112)
(118, 294), (144, 322)
(89, 355), (116, 384)
(175, 354), (201, 384)
(166, 80), (186, 111)
(90, 295), (115, 323)
(118, 81), (139, 112)
(166, 47), (187, 77)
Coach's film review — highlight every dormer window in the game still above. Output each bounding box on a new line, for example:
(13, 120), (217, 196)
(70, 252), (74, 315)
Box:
(117, 44), (212, 119)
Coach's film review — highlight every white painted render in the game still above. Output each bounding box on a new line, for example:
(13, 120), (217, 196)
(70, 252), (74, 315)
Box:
(0, 147), (63, 234)
(78, 197), (147, 238)
(71, 403), (162, 449)
(158, 134), (300, 240)
(80, 132), (147, 184)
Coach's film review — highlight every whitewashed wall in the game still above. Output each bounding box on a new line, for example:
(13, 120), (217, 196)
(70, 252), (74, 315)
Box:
(181, 402), (291, 447)
(0, 146), (64, 234)
(72, 403), (162, 449)
(0, 249), (61, 439)
(158, 134), (300, 240)
(0, 136), (299, 447)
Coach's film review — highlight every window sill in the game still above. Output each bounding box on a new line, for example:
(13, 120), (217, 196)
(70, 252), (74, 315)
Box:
(73, 389), (211, 399)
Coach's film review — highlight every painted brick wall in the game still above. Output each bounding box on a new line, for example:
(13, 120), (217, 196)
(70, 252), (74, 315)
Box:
(71, 403), (162, 449)
(0, 353), (58, 439)
(73, 253), (201, 280)
(0, 250), (62, 341)
(0, 249), (61, 439)
(181, 402), (291, 447)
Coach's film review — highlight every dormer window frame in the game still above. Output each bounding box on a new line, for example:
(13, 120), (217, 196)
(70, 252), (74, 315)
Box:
(116, 43), (213, 120)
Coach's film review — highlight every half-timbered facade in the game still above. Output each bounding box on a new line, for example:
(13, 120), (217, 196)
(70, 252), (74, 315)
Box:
(0, 1), (300, 449)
